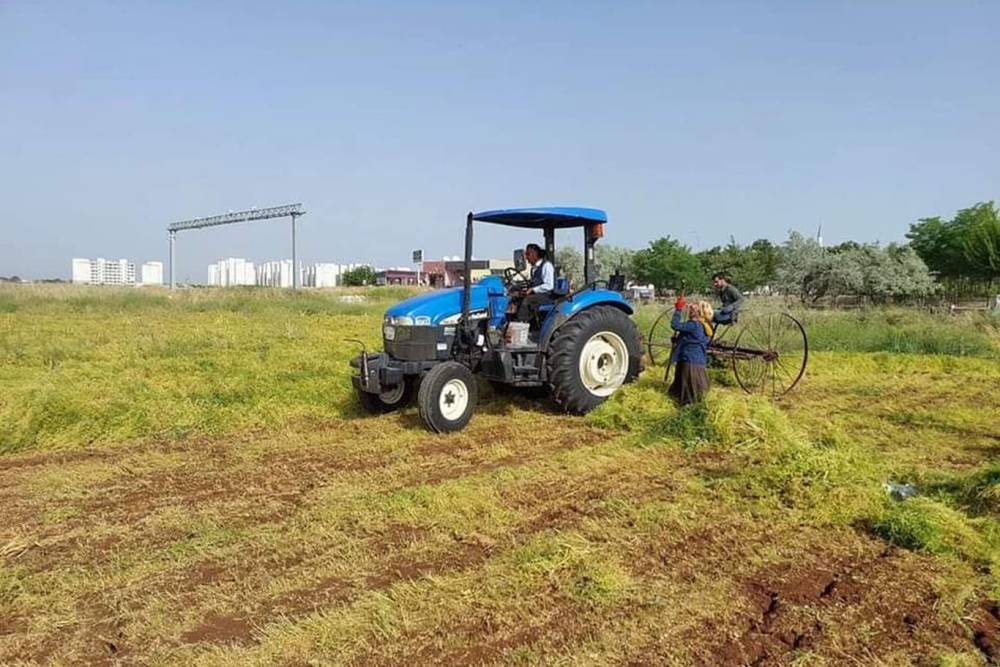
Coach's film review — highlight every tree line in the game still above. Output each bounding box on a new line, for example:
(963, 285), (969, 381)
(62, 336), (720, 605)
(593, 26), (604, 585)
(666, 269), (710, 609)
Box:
(339, 201), (998, 299)
(553, 201), (999, 301)
(905, 201), (999, 298)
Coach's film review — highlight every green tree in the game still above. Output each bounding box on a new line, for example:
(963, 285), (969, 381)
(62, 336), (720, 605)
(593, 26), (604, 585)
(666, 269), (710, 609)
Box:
(907, 202), (997, 279)
(774, 231), (829, 301)
(834, 244), (937, 301)
(696, 238), (778, 291)
(776, 232), (937, 302)
(906, 216), (962, 278)
(960, 202), (1000, 281)
(829, 241), (862, 254)
(878, 244), (939, 299)
(695, 243), (732, 282)
(342, 265), (377, 286)
(748, 238), (780, 289)
(908, 201), (999, 296)
(632, 237), (705, 292)
(554, 246), (583, 284)
(594, 244), (635, 280)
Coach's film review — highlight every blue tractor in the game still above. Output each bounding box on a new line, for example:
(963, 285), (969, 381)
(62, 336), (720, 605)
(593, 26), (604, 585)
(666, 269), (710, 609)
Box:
(351, 207), (644, 432)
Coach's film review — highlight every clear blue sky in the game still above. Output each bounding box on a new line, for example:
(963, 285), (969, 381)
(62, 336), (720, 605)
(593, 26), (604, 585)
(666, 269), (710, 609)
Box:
(2, 1), (998, 281)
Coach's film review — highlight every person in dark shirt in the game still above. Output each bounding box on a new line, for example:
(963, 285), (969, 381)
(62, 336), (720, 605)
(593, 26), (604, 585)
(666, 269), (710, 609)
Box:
(711, 273), (745, 325)
(668, 296), (714, 405)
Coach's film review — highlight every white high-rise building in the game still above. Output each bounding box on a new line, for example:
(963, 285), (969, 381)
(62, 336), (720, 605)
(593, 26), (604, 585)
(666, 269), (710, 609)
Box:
(256, 260), (296, 288)
(141, 261), (164, 286)
(302, 262), (348, 287)
(207, 258), (256, 286)
(314, 263), (341, 287)
(72, 259), (92, 283)
(204, 259), (365, 288)
(300, 262), (367, 287)
(71, 258), (136, 285)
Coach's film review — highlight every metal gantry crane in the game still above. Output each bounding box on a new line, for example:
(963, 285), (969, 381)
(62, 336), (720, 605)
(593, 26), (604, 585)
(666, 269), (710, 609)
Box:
(167, 203), (306, 288)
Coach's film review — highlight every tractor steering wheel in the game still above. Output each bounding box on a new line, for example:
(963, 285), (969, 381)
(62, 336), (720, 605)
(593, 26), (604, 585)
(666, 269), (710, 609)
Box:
(503, 267), (531, 292)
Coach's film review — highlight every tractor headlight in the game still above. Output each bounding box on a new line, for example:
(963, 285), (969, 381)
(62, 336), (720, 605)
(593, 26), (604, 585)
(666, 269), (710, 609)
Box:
(393, 316), (414, 326)
(383, 325), (396, 341)
(414, 316), (431, 326)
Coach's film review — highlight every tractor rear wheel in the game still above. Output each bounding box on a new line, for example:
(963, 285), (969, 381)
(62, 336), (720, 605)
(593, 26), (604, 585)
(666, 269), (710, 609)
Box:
(356, 379), (415, 414)
(547, 305), (643, 414)
(418, 362), (478, 433)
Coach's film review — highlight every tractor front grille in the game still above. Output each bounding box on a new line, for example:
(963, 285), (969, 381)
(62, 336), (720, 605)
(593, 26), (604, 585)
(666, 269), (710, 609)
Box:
(384, 325), (448, 361)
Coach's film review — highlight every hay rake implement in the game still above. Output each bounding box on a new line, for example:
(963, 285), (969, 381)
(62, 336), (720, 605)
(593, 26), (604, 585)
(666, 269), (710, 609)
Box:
(647, 310), (809, 400)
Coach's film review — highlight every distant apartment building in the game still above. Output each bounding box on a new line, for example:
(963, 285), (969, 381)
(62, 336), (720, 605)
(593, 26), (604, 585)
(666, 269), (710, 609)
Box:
(256, 260), (295, 288)
(71, 258), (136, 285)
(71, 259), (91, 283)
(303, 262), (341, 287)
(207, 258), (256, 286)
(204, 259), (368, 287)
(301, 262), (366, 287)
(307, 263), (339, 287)
(140, 261), (164, 286)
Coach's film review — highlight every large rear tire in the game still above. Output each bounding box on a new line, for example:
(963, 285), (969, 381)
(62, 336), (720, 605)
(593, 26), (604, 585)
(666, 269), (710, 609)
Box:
(547, 305), (643, 414)
(356, 378), (415, 414)
(418, 362), (478, 433)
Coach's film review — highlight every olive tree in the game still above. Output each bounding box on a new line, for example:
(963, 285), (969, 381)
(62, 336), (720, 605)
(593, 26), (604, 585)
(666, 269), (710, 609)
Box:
(776, 231), (937, 301)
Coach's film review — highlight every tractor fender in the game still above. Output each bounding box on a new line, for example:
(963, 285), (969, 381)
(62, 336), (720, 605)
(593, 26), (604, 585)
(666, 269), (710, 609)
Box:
(539, 289), (634, 351)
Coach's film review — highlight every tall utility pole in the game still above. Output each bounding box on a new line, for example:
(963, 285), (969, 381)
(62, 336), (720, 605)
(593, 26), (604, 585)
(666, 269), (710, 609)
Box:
(291, 210), (302, 289)
(169, 231), (176, 289)
(166, 204), (306, 289)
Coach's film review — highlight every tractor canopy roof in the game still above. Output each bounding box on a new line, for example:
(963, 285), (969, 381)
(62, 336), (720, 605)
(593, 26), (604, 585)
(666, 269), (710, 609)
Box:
(471, 207), (607, 229)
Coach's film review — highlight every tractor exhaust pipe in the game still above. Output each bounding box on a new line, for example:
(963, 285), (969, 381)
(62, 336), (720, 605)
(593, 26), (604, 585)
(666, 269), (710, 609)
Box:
(460, 212), (474, 343)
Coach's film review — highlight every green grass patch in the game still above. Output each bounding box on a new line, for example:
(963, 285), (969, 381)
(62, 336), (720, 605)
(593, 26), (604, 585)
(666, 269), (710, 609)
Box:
(634, 301), (999, 359)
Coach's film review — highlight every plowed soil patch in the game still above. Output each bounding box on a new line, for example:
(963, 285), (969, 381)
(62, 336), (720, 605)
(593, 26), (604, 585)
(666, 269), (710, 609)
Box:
(181, 613), (255, 645)
(973, 601), (1000, 663)
(713, 543), (976, 666)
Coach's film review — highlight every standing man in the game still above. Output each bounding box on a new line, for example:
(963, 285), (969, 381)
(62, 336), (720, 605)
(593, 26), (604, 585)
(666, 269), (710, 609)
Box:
(711, 273), (745, 325)
(516, 243), (555, 322)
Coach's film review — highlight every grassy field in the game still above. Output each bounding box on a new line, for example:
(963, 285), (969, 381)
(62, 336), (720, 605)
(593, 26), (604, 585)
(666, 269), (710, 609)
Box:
(1, 285), (999, 665)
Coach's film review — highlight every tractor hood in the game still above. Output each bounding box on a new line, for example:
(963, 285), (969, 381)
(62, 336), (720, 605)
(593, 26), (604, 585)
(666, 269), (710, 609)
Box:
(384, 275), (505, 325)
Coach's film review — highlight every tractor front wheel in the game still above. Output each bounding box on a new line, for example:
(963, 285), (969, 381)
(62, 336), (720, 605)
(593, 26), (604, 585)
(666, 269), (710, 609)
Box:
(417, 362), (478, 433)
(356, 379), (414, 414)
(547, 305), (643, 414)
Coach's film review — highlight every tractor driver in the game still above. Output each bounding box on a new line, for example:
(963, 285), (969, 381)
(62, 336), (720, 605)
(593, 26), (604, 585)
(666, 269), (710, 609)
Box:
(515, 243), (555, 323)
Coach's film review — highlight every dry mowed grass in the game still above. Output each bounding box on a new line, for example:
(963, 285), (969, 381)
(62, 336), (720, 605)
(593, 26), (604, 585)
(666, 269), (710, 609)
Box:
(1, 285), (999, 666)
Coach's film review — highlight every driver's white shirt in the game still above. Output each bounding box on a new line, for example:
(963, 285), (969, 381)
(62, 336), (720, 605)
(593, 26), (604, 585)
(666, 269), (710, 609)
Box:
(533, 259), (555, 293)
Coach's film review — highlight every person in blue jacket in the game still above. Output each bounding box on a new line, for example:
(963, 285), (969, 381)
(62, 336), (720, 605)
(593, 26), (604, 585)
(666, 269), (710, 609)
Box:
(668, 295), (715, 406)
